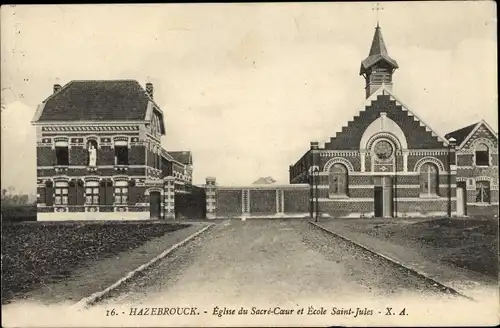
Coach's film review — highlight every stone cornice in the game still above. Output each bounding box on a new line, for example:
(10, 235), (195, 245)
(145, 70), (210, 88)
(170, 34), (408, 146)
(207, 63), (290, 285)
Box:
(41, 125), (140, 132)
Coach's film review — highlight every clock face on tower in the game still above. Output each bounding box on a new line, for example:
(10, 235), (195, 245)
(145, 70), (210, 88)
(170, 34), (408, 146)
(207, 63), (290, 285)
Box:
(374, 140), (393, 160)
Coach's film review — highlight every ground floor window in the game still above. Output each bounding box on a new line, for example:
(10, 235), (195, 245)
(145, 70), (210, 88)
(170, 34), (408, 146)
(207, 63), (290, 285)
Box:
(476, 181), (491, 203)
(419, 163), (439, 196)
(54, 181), (68, 205)
(85, 181), (99, 205)
(114, 180), (128, 205)
(329, 163), (348, 195)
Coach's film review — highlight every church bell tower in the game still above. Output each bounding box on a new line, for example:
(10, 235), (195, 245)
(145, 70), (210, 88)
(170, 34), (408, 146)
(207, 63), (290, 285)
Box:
(360, 24), (398, 98)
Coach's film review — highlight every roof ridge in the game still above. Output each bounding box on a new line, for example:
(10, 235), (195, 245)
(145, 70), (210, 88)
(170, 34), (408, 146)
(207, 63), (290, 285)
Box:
(69, 79), (141, 83)
(381, 87), (450, 146)
(446, 121), (480, 135)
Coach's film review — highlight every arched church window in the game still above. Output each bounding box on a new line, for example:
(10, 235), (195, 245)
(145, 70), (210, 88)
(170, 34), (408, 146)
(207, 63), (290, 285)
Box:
(475, 143), (490, 166)
(329, 163), (348, 196)
(419, 163), (439, 196)
(475, 181), (491, 203)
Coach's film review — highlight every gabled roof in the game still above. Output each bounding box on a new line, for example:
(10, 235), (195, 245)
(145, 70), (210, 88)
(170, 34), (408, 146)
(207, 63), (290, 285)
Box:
(445, 120), (499, 149)
(252, 177), (276, 185)
(167, 151), (193, 166)
(323, 85), (450, 149)
(444, 122), (479, 147)
(33, 80), (161, 123)
(360, 25), (398, 75)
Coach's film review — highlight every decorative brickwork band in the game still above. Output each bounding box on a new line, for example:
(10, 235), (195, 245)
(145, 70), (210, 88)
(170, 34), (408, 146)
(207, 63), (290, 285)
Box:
(163, 176), (175, 220)
(242, 189), (250, 214)
(205, 177), (217, 219)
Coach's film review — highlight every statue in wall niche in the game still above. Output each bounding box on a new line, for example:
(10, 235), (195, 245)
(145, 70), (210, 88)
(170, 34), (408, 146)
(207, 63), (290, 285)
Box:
(88, 144), (97, 167)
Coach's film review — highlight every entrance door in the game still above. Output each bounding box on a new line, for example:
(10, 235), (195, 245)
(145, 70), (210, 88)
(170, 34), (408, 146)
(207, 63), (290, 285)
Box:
(150, 191), (161, 220)
(374, 187), (383, 217)
(373, 176), (393, 218)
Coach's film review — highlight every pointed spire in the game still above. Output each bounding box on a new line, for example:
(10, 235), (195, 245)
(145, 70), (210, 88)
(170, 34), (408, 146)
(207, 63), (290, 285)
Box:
(360, 24), (398, 75)
(360, 24), (399, 98)
(368, 25), (388, 57)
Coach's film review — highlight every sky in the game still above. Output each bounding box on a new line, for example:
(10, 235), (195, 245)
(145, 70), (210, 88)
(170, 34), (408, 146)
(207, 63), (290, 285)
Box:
(1, 2), (497, 194)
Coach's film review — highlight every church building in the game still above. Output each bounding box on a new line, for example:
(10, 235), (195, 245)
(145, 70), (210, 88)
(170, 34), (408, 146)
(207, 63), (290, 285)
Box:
(289, 24), (498, 218)
(32, 80), (193, 221)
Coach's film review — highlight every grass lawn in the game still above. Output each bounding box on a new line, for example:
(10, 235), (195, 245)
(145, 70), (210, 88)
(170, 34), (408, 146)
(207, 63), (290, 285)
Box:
(1, 221), (190, 304)
(339, 217), (499, 278)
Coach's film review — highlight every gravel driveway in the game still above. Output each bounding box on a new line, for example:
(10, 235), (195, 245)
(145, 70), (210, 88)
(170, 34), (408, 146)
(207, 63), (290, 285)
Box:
(103, 219), (455, 306)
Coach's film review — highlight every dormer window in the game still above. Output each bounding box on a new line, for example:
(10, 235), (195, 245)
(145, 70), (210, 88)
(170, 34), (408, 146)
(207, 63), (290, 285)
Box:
(475, 143), (489, 166)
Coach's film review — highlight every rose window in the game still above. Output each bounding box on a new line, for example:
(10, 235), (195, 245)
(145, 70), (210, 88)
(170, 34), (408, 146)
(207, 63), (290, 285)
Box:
(374, 140), (393, 160)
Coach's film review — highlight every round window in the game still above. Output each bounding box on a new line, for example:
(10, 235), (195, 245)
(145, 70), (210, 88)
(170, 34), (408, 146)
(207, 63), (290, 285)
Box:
(374, 140), (393, 160)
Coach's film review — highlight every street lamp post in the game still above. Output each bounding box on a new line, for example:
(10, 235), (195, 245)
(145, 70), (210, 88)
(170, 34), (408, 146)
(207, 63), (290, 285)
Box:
(447, 137), (456, 217)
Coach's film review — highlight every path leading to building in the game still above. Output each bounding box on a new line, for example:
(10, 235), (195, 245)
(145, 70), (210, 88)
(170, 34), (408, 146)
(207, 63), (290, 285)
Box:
(103, 219), (456, 305)
(4, 219), (497, 327)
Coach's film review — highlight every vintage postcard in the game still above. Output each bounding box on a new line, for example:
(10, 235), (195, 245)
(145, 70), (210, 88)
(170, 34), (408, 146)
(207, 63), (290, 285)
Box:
(1, 2), (498, 327)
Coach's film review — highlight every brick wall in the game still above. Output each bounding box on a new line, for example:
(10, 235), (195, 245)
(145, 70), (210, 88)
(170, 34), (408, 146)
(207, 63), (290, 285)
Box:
(324, 95), (446, 150)
(283, 189), (309, 213)
(37, 147), (53, 166)
(98, 146), (115, 165)
(69, 147), (86, 165)
(130, 145), (145, 165)
(319, 201), (373, 217)
(216, 190), (242, 216)
(249, 190), (276, 214)
(396, 199), (451, 214)
(214, 186), (309, 217)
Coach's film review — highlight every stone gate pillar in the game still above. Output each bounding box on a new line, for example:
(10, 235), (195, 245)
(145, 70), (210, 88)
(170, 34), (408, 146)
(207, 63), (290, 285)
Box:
(205, 177), (217, 219)
(164, 176), (175, 220)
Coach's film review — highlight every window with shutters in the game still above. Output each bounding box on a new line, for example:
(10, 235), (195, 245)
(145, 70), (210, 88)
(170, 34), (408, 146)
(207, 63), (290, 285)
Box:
(114, 181), (128, 205)
(419, 163), (439, 196)
(85, 181), (100, 205)
(54, 181), (69, 205)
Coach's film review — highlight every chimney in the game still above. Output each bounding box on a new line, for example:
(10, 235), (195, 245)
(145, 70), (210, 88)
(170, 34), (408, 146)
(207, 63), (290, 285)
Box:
(146, 82), (154, 99)
(310, 141), (319, 150)
(53, 84), (62, 94)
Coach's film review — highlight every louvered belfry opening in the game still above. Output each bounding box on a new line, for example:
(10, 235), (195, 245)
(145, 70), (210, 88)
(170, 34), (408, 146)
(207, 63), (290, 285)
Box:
(360, 25), (398, 98)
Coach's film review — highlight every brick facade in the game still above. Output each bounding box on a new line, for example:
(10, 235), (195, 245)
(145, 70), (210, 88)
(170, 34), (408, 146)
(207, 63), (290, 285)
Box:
(32, 81), (194, 221)
(452, 122), (499, 216)
(289, 88), (460, 218)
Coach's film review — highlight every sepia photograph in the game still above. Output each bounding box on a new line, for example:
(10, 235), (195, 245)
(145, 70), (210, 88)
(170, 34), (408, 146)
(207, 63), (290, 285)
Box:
(1, 2), (498, 327)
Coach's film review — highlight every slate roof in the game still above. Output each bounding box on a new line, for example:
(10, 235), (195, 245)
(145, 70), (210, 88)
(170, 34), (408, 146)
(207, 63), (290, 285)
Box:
(168, 151), (193, 165)
(444, 122), (479, 146)
(360, 25), (398, 75)
(35, 80), (155, 122)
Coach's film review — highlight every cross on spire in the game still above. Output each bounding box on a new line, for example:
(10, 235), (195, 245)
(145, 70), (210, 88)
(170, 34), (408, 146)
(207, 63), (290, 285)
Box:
(372, 3), (384, 27)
